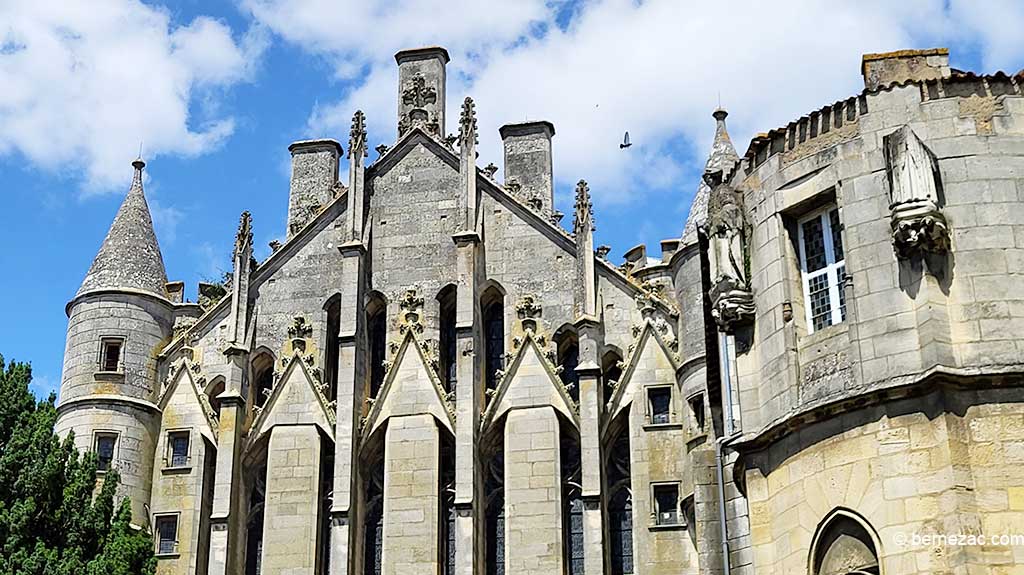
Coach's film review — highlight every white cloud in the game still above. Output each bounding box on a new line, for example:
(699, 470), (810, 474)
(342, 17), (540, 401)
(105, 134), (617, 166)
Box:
(248, 0), (1024, 214)
(0, 1), (263, 191)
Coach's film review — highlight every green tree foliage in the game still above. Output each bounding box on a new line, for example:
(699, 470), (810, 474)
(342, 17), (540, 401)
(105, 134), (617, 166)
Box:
(0, 355), (156, 575)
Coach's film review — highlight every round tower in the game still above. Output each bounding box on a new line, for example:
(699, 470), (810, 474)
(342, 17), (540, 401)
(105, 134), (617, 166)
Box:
(56, 159), (174, 527)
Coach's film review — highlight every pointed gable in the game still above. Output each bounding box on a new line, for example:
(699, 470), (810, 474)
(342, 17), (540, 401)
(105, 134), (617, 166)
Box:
(364, 330), (455, 440)
(250, 354), (334, 443)
(158, 362), (218, 444)
(606, 320), (680, 423)
(482, 332), (578, 433)
(79, 159), (168, 298)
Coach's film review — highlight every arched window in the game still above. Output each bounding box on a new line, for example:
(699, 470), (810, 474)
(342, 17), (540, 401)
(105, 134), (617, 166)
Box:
(251, 352), (275, 409)
(440, 437), (456, 575)
(810, 509), (880, 575)
(481, 286), (505, 391)
(602, 349), (623, 400)
(555, 327), (579, 403)
(366, 292), (388, 399)
(437, 285), (457, 396)
(484, 452), (505, 575)
(324, 295), (341, 402)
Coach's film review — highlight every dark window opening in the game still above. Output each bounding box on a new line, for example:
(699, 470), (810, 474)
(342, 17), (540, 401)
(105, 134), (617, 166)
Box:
(440, 437), (456, 575)
(155, 515), (178, 555)
(325, 297), (341, 402)
(609, 488), (633, 575)
(653, 484), (679, 526)
(438, 286), (457, 396)
(95, 433), (116, 471)
(602, 351), (623, 401)
(688, 395), (706, 433)
(485, 450), (505, 575)
(364, 461), (385, 575)
(607, 431), (633, 575)
(482, 290), (505, 392)
(556, 330), (579, 404)
(647, 387), (672, 425)
(168, 431), (190, 467)
(245, 467), (266, 575)
(367, 296), (387, 399)
(561, 431), (583, 575)
(252, 354), (275, 409)
(101, 338), (122, 372)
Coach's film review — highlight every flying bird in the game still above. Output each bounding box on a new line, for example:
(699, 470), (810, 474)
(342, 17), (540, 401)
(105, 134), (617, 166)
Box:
(620, 131), (632, 149)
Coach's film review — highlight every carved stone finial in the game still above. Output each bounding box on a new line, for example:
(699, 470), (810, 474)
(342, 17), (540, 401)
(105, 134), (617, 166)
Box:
(234, 211), (253, 258)
(348, 111), (367, 158)
(288, 316), (313, 340)
(458, 97), (478, 147)
(573, 180), (594, 236)
(402, 74), (437, 108)
(397, 288), (426, 334)
(483, 163), (498, 178)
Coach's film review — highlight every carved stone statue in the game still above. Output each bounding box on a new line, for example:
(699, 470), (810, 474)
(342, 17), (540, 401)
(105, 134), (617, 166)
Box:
(702, 169), (754, 330)
(883, 125), (950, 258)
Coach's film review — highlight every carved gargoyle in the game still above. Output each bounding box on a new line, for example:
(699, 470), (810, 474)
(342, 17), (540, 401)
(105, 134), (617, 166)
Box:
(883, 125), (950, 259)
(702, 169), (754, 331)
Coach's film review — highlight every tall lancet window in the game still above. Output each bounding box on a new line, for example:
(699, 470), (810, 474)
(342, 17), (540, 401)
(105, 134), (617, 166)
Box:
(481, 286), (505, 392)
(251, 352), (275, 409)
(366, 293), (387, 399)
(440, 437), (456, 575)
(324, 295), (341, 402)
(245, 466), (267, 575)
(561, 428), (584, 575)
(607, 432), (634, 575)
(363, 461), (385, 575)
(555, 327), (580, 404)
(437, 285), (457, 397)
(484, 449), (505, 575)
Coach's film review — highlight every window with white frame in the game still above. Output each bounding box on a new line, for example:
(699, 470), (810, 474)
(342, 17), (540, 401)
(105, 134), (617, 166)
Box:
(798, 206), (846, 333)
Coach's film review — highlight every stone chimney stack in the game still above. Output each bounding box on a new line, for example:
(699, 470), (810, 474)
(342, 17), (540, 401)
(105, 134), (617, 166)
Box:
(861, 48), (951, 91)
(287, 139), (343, 238)
(499, 121), (556, 214)
(395, 46), (450, 138)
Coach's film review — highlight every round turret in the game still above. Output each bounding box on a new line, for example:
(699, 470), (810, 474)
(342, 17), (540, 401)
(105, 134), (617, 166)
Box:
(55, 159), (174, 527)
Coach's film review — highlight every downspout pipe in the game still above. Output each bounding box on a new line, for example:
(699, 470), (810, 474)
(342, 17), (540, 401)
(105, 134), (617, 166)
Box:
(716, 331), (740, 575)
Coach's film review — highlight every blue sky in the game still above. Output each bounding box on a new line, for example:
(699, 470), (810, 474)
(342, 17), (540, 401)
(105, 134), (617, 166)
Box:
(2, 0), (1023, 398)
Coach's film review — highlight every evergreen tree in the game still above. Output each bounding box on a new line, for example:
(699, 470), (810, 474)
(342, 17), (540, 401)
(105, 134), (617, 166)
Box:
(0, 354), (156, 575)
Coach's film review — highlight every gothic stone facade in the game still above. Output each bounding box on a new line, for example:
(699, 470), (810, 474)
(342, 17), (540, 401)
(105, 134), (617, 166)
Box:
(56, 47), (1024, 575)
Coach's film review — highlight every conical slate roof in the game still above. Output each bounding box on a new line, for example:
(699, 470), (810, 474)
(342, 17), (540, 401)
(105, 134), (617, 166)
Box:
(77, 159), (168, 298)
(682, 108), (739, 245)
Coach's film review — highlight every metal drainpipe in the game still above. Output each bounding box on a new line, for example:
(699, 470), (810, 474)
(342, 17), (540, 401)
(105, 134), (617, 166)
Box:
(716, 332), (738, 575)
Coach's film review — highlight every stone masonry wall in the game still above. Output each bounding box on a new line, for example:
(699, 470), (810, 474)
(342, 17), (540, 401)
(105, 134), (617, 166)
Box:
(261, 425), (323, 575)
(381, 414), (440, 575)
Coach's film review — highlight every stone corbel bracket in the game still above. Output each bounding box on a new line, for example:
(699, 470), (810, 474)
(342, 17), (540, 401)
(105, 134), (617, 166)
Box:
(883, 125), (950, 259)
(709, 274), (755, 331)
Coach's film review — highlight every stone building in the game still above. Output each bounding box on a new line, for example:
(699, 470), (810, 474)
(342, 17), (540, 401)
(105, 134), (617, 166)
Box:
(55, 47), (1024, 575)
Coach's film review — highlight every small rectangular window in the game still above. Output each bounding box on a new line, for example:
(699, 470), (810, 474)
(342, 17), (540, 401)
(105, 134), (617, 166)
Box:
(688, 395), (706, 433)
(647, 387), (672, 425)
(798, 207), (846, 333)
(155, 515), (178, 555)
(168, 431), (190, 467)
(653, 484), (679, 526)
(100, 338), (123, 372)
(94, 433), (117, 471)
